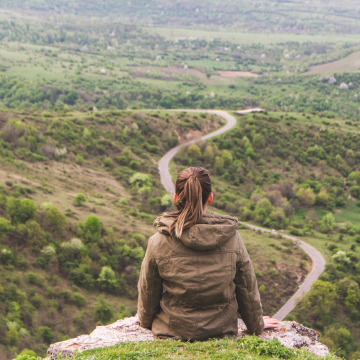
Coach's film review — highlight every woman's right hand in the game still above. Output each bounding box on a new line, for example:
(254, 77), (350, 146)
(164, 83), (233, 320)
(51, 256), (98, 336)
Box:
(263, 316), (279, 329)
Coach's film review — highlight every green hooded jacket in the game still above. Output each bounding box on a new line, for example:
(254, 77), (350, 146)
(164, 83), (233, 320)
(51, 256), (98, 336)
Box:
(137, 212), (264, 340)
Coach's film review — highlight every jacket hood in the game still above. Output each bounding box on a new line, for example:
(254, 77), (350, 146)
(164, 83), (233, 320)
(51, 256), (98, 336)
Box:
(155, 212), (238, 251)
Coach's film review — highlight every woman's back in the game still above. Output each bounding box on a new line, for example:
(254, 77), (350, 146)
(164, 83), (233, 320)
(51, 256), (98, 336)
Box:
(138, 213), (264, 340)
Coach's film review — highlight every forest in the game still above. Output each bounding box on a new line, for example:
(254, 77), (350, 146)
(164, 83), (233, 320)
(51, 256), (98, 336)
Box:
(0, 1), (360, 359)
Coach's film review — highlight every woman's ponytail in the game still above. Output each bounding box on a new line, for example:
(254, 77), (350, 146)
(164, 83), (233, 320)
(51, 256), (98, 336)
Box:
(164, 167), (212, 239)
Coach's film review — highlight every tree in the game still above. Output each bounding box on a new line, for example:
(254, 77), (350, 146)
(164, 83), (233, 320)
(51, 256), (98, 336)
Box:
(94, 298), (113, 324)
(350, 186), (360, 199)
(214, 156), (224, 173)
(187, 144), (201, 158)
(84, 215), (101, 242)
(66, 89), (78, 105)
(318, 188), (329, 206)
(98, 266), (117, 291)
(73, 193), (87, 206)
(203, 145), (214, 163)
(19, 199), (37, 223)
(0, 217), (13, 235)
(44, 206), (66, 233)
(253, 134), (264, 148)
(26, 220), (47, 248)
(129, 173), (153, 196)
(303, 280), (338, 318)
(297, 188), (315, 206)
(6, 197), (21, 224)
(221, 150), (233, 166)
(6, 327), (19, 347)
(255, 198), (274, 225)
(37, 326), (53, 344)
(320, 213), (335, 233)
(349, 171), (360, 185)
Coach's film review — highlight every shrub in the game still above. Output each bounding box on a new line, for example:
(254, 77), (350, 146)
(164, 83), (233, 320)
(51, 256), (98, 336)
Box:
(187, 144), (201, 158)
(268, 268), (279, 277)
(94, 298), (113, 324)
(118, 198), (128, 205)
(44, 206), (66, 233)
(69, 265), (95, 290)
(104, 157), (114, 167)
(6, 327), (19, 346)
(19, 199), (37, 223)
(129, 173), (153, 195)
(6, 197), (21, 224)
(350, 186), (360, 199)
(98, 266), (118, 291)
(332, 251), (351, 265)
(73, 193), (87, 206)
(289, 227), (302, 236)
(84, 215), (101, 242)
(75, 155), (85, 165)
(160, 194), (173, 209)
(72, 292), (86, 308)
(37, 326), (52, 343)
(26, 272), (39, 285)
(0, 217), (12, 235)
(320, 213), (335, 233)
(60, 290), (71, 300)
(296, 188), (315, 206)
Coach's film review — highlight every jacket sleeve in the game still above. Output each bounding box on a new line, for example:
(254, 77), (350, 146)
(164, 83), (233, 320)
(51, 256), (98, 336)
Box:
(137, 235), (163, 329)
(234, 232), (264, 335)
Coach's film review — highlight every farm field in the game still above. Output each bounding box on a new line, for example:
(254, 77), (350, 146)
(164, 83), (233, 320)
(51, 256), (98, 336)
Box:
(308, 50), (360, 74)
(146, 27), (360, 45)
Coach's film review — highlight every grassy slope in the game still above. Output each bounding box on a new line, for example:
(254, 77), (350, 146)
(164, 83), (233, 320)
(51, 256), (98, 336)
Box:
(0, 108), (310, 358)
(62, 337), (336, 360)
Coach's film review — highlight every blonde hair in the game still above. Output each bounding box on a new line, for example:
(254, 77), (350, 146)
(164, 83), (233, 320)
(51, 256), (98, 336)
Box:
(164, 167), (212, 238)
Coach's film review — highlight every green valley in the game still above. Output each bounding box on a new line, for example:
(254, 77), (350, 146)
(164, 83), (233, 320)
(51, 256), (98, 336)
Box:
(1, 1), (360, 359)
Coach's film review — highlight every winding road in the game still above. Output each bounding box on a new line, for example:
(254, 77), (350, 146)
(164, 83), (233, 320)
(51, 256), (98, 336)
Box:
(158, 109), (326, 321)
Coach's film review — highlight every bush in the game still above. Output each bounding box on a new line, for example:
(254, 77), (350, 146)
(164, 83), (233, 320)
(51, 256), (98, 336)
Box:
(6, 327), (19, 346)
(289, 227), (302, 236)
(26, 272), (39, 285)
(37, 326), (52, 343)
(69, 265), (95, 290)
(74, 193), (87, 206)
(19, 199), (37, 223)
(0, 217), (12, 235)
(72, 292), (86, 308)
(94, 298), (113, 324)
(84, 215), (101, 242)
(98, 266), (118, 291)
(44, 206), (66, 233)
(104, 157), (114, 167)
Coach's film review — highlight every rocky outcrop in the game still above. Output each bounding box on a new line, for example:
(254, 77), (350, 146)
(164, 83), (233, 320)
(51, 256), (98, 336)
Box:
(46, 317), (329, 359)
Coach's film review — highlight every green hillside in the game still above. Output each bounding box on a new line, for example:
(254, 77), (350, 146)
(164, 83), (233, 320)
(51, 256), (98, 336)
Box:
(1, 2), (360, 359)
(0, 108), (310, 359)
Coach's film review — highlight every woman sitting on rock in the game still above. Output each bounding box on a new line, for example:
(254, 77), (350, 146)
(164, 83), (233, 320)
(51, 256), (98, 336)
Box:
(137, 167), (278, 340)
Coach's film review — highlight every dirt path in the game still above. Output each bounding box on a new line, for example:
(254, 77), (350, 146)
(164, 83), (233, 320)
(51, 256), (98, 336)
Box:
(158, 109), (326, 321)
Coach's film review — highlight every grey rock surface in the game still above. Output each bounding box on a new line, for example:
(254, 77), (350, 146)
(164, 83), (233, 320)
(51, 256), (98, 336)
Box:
(46, 317), (329, 358)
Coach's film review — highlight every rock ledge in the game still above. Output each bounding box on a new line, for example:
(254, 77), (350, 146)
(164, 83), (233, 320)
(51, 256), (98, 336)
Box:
(47, 317), (329, 358)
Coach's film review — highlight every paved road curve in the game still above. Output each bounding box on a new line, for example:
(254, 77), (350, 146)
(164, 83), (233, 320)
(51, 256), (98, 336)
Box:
(158, 109), (326, 320)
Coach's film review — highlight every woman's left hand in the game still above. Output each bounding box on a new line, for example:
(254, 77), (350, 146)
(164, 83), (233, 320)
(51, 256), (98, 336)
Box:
(263, 316), (279, 329)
